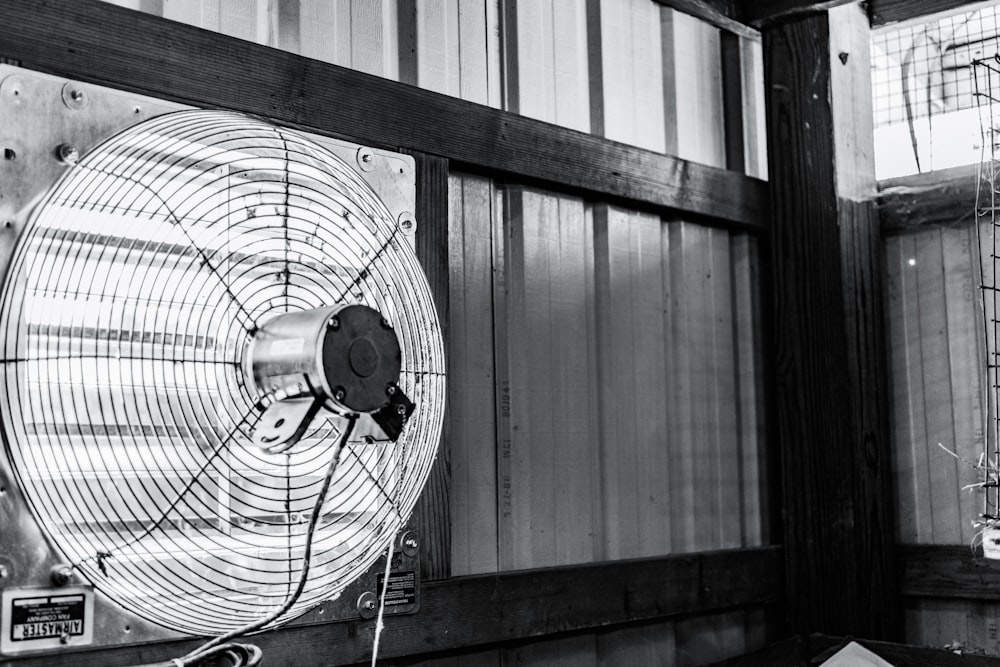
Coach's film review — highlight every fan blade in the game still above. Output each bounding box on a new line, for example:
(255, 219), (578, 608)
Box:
(253, 397), (323, 454)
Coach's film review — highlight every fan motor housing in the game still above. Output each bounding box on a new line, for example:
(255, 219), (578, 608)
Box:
(249, 304), (402, 414)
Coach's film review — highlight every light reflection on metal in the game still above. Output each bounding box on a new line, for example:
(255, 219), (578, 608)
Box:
(0, 86), (443, 641)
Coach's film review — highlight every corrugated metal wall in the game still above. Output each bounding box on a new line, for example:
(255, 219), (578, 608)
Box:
(99, 1), (773, 664)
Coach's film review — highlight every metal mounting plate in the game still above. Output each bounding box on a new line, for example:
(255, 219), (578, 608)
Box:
(0, 65), (420, 655)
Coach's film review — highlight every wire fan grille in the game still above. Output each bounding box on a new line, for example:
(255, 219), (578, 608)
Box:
(0, 110), (444, 634)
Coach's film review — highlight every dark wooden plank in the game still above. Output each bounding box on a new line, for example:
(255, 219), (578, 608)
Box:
(4, 547), (782, 667)
(743, 0), (853, 28)
(870, 0), (980, 27)
(705, 636), (806, 667)
(406, 151), (451, 582)
(650, 0), (760, 40)
(878, 164), (979, 236)
(721, 31), (746, 173)
(900, 543), (1000, 601)
(763, 4), (897, 639)
(809, 634), (1000, 666)
(0, 0), (767, 230)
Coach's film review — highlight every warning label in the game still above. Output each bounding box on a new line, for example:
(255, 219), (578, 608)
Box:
(376, 570), (417, 607)
(10, 594), (86, 642)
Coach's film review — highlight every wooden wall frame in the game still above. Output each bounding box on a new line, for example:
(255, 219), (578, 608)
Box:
(0, 0), (786, 662)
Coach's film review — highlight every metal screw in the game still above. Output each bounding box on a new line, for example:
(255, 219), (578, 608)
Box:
(357, 591), (378, 619)
(396, 404), (407, 415)
(0, 564), (8, 579)
(386, 384), (397, 396)
(51, 565), (72, 586)
(71, 90), (84, 102)
(399, 531), (419, 556)
(357, 147), (376, 171)
(328, 316), (340, 330)
(57, 143), (80, 165)
(60, 632), (70, 645)
(400, 218), (414, 231)
(334, 386), (346, 402)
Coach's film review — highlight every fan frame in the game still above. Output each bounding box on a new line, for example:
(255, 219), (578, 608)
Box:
(0, 65), (426, 656)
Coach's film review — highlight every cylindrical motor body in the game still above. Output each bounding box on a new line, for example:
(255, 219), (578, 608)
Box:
(248, 304), (402, 414)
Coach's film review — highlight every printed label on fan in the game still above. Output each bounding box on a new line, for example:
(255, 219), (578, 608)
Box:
(0, 586), (94, 653)
(375, 571), (416, 607)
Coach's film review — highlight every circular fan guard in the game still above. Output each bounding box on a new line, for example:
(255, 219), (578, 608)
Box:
(0, 110), (445, 634)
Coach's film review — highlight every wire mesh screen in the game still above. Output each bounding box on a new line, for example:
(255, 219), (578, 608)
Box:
(872, 2), (1000, 178)
(0, 110), (444, 635)
(974, 58), (1000, 530)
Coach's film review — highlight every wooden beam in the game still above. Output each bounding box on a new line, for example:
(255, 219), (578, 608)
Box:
(407, 151), (451, 581)
(878, 164), (979, 236)
(869, 0), (988, 28)
(0, 0), (767, 230)
(808, 634), (1000, 666)
(900, 543), (1000, 600)
(650, 0), (760, 41)
(762, 2), (897, 638)
(7, 547), (782, 667)
(743, 0), (854, 28)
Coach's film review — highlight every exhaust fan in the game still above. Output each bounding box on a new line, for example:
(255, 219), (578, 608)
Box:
(0, 66), (444, 663)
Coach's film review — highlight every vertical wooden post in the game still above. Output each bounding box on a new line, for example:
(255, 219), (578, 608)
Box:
(762, 2), (897, 638)
(406, 150), (451, 582)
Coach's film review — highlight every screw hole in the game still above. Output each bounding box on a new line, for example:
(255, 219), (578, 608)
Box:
(12, 89), (18, 96)
(124, 625), (131, 633)
(274, 418), (285, 428)
(4, 148), (15, 160)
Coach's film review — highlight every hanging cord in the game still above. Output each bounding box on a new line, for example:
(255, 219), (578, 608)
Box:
(137, 415), (358, 667)
(370, 536), (395, 667)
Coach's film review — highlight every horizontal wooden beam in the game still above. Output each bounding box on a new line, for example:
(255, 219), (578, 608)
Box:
(742, 0), (853, 28)
(810, 634), (1000, 666)
(899, 543), (1000, 600)
(651, 0), (760, 40)
(877, 164), (979, 235)
(0, 0), (767, 231)
(869, 0), (985, 28)
(9, 546), (782, 667)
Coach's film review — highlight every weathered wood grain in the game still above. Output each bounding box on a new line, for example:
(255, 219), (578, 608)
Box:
(409, 151), (452, 581)
(763, 4), (896, 638)
(0, 0), (766, 228)
(4, 547), (782, 667)
(901, 544), (1000, 600)
(869, 0), (984, 27)
(878, 164), (979, 236)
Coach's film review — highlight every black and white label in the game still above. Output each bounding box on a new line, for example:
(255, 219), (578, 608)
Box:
(11, 594), (86, 641)
(1, 586), (93, 653)
(376, 570), (416, 607)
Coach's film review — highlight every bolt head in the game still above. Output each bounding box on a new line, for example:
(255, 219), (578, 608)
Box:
(328, 316), (340, 330)
(396, 404), (407, 415)
(386, 384), (397, 396)
(334, 386), (346, 402)
(0, 565), (8, 578)
(57, 143), (80, 165)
